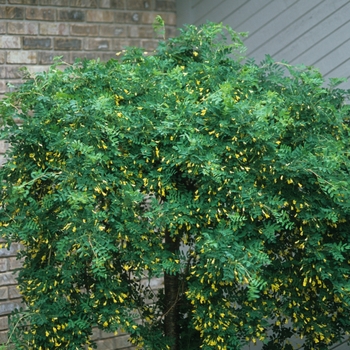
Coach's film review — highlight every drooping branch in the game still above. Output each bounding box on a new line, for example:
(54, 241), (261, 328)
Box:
(164, 229), (181, 350)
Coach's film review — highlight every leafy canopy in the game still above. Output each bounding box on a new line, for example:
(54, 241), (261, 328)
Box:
(1, 22), (350, 350)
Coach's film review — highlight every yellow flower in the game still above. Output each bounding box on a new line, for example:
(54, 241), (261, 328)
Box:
(123, 264), (131, 271)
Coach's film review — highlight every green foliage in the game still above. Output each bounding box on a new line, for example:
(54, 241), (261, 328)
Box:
(1, 22), (350, 349)
(153, 15), (166, 40)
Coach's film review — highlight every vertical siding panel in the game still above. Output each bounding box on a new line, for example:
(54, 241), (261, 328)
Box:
(330, 339), (350, 350)
(272, 0), (350, 62)
(244, 0), (327, 58)
(2, 0), (349, 348)
(222, 0), (273, 29)
(192, 0), (202, 7)
(176, 0), (193, 28)
(177, 0), (350, 88)
(192, 0), (245, 26)
(229, 0), (299, 35)
(275, 2), (350, 64)
(293, 20), (350, 70)
(313, 35), (350, 80)
(176, 2), (350, 349)
(192, 0), (224, 24)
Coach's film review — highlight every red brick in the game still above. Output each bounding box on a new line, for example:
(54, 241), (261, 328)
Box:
(69, 0), (98, 7)
(8, 257), (23, 271)
(138, 11), (153, 23)
(1, 67), (22, 79)
(166, 26), (177, 38)
(115, 335), (131, 349)
(113, 11), (130, 23)
(0, 36), (21, 49)
(58, 9), (85, 21)
(95, 338), (116, 349)
(0, 82), (6, 95)
(71, 52), (101, 62)
(85, 38), (112, 50)
(40, 22), (69, 35)
(100, 330), (115, 339)
(9, 0), (39, 4)
(0, 67), (6, 79)
(155, 0), (176, 11)
(141, 11), (176, 25)
(70, 24), (99, 36)
(127, 0), (153, 10)
(23, 37), (52, 50)
(0, 52), (5, 64)
(110, 0), (125, 8)
(54, 38), (82, 50)
(164, 12), (176, 25)
(0, 155), (7, 166)
(0, 300), (22, 316)
(113, 38), (141, 50)
(131, 12), (140, 22)
(3, 6), (24, 19)
(141, 39), (158, 51)
(0, 271), (18, 286)
(86, 9), (114, 22)
(0, 258), (7, 272)
(26, 65), (49, 76)
(0, 243), (21, 256)
(0, 287), (8, 301)
(101, 52), (118, 61)
(26, 7), (55, 21)
(128, 25), (154, 38)
(38, 51), (69, 64)
(0, 140), (8, 154)
(0, 22), (6, 34)
(7, 22), (39, 35)
(0, 330), (8, 344)
(8, 285), (21, 299)
(3, 65), (20, 80)
(0, 316), (8, 331)
(99, 0), (110, 7)
(6, 83), (24, 97)
(91, 327), (100, 341)
(117, 10), (168, 24)
(40, 0), (69, 5)
(0, 1), (177, 345)
(7, 51), (37, 64)
(99, 24), (125, 37)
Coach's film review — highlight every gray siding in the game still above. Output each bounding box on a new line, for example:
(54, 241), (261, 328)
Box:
(176, 1), (350, 349)
(177, 0), (350, 89)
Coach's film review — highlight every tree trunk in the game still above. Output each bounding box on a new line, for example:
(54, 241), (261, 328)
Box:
(164, 230), (180, 350)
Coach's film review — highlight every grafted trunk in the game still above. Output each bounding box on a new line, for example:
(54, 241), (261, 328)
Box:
(164, 230), (180, 350)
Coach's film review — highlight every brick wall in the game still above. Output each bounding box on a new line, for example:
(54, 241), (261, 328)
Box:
(0, 0), (177, 99)
(0, 241), (22, 346)
(0, 1), (176, 348)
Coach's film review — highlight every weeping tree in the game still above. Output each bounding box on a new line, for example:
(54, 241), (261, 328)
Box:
(1, 21), (350, 350)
